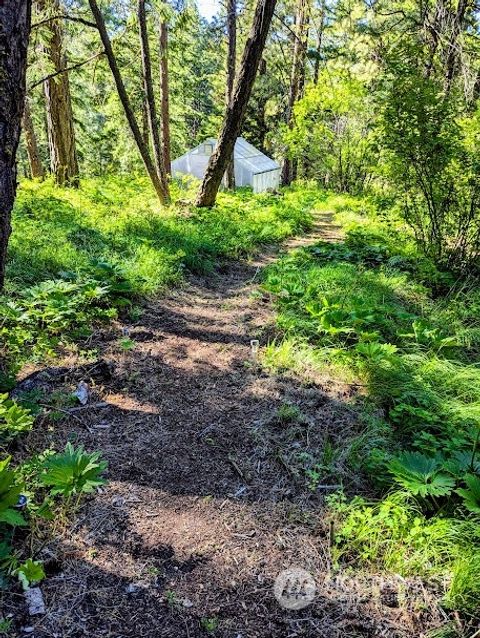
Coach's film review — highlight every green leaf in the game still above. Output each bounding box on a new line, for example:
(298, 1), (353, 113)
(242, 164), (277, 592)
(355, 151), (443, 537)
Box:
(0, 509), (27, 526)
(456, 474), (480, 514)
(388, 452), (455, 497)
(0, 395), (34, 441)
(0, 456), (26, 527)
(15, 559), (45, 590)
(41, 442), (107, 497)
(443, 452), (480, 478)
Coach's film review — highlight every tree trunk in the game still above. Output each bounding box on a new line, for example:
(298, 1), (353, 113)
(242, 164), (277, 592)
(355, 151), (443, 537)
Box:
(0, 0), (31, 290)
(138, 0), (169, 198)
(141, 97), (149, 148)
(225, 0), (236, 189)
(159, 20), (171, 175)
(313, 0), (324, 85)
(423, 0), (443, 79)
(281, 0), (308, 185)
(41, 0), (79, 186)
(444, 0), (471, 94)
(22, 96), (45, 179)
(88, 0), (168, 204)
(195, 0), (277, 207)
(256, 57), (268, 151)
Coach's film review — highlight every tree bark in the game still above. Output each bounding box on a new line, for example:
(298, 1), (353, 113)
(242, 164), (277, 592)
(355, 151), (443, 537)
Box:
(138, 0), (169, 198)
(195, 0), (277, 207)
(22, 97), (45, 179)
(255, 57), (268, 151)
(281, 0), (309, 185)
(88, 0), (168, 203)
(225, 0), (236, 189)
(444, 0), (471, 94)
(159, 20), (171, 175)
(40, 0), (79, 186)
(313, 0), (324, 85)
(141, 96), (149, 148)
(0, 0), (31, 289)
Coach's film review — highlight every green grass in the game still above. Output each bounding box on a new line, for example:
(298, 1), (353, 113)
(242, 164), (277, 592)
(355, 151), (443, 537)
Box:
(7, 176), (316, 294)
(262, 192), (480, 617)
(0, 176), (318, 387)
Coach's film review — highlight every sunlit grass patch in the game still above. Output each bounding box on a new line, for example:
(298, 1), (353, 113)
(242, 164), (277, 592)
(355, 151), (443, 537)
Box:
(7, 176), (317, 295)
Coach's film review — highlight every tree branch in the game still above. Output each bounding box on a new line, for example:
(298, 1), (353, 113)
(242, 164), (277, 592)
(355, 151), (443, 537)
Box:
(28, 50), (105, 90)
(31, 14), (98, 29)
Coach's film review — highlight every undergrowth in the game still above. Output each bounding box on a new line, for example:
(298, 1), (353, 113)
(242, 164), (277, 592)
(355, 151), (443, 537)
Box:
(8, 176), (315, 294)
(1, 176), (316, 388)
(262, 192), (480, 623)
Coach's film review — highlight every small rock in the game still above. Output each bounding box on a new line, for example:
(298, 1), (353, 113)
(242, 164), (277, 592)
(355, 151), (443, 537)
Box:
(125, 583), (137, 594)
(25, 587), (45, 615)
(21, 627), (34, 634)
(182, 598), (193, 608)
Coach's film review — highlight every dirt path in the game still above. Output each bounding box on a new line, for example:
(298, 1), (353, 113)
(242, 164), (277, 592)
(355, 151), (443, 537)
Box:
(13, 216), (430, 638)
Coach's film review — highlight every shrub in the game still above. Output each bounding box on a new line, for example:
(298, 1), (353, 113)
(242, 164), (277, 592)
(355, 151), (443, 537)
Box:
(382, 71), (480, 272)
(0, 394), (34, 442)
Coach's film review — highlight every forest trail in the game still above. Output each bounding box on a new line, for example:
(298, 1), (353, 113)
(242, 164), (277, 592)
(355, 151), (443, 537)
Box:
(19, 213), (419, 638)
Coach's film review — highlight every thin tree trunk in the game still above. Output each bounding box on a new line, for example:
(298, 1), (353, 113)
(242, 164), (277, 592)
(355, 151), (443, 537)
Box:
(281, 0), (308, 185)
(138, 0), (169, 198)
(159, 20), (171, 175)
(22, 97), (45, 179)
(313, 1), (324, 84)
(88, 0), (168, 203)
(423, 0), (442, 79)
(0, 0), (31, 290)
(225, 0), (236, 189)
(195, 0), (277, 207)
(256, 57), (268, 151)
(40, 0), (79, 186)
(141, 97), (149, 148)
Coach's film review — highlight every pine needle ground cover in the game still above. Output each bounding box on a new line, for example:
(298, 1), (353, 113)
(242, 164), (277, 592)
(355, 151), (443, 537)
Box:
(262, 192), (480, 626)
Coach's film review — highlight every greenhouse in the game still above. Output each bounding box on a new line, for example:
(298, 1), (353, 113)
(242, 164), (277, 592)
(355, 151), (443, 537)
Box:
(172, 137), (281, 193)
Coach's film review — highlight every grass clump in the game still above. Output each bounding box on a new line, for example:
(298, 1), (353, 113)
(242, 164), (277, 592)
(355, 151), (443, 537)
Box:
(330, 491), (480, 612)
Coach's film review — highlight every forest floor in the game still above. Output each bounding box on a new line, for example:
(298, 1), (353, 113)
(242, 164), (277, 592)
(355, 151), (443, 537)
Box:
(8, 213), (438, 638)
